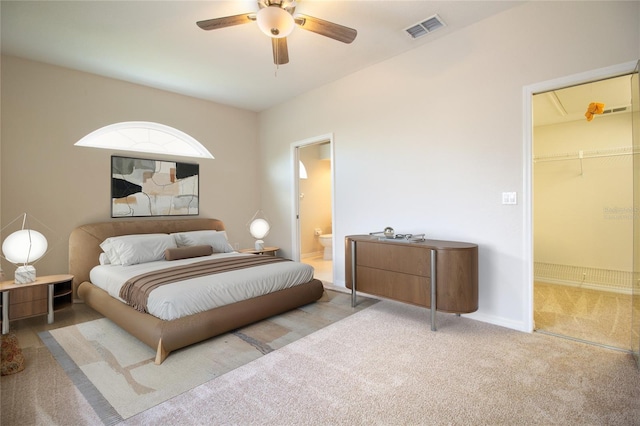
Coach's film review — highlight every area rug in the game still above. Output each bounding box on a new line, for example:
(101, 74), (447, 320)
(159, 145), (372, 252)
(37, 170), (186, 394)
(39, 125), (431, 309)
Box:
(39, 289), (377, 425)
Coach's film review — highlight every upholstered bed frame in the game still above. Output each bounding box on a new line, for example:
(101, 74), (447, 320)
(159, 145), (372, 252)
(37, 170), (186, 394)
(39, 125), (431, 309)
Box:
(69, 218), (324, 364)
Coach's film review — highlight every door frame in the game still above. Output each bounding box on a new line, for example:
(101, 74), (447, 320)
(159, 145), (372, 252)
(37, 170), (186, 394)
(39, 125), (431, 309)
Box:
(632, 61), (640, 366)
(290, 133), (335, 264)
(523, 60), (638, 332)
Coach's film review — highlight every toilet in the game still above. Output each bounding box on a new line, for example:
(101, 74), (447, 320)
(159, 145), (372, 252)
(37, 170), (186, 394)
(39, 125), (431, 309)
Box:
(318, 234), (333, 260)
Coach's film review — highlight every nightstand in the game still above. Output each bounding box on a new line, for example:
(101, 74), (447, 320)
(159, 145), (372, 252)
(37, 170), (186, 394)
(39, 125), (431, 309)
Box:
(239, 247), (279, 256)
(0, 274), (73, 334)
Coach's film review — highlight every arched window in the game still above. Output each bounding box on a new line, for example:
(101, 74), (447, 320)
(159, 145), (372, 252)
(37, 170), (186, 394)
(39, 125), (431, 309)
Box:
(74, 121), (214, 159)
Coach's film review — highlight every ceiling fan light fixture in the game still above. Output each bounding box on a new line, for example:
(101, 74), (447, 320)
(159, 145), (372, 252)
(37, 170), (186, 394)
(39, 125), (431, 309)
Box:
(256, 6), (295, 38)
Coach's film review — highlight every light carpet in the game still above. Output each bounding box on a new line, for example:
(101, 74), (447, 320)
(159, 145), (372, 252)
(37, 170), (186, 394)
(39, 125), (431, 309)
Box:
(534, 281), (632, 349)
(124, 299), (640, 425)
(39, 289), (377, 425)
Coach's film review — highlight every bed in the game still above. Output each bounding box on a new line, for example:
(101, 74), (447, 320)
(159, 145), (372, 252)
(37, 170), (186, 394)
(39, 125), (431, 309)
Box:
(70, 218), (324, 364)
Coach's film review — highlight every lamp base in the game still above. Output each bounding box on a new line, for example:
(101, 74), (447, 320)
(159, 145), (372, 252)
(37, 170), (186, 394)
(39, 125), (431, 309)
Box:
(14, 266), (36, 284)
(255, 240), (265, 251)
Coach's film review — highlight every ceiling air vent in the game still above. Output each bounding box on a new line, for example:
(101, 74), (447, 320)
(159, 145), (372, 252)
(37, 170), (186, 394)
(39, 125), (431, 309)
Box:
(405, 14), (446, 39)
(602, 105), (629, 115)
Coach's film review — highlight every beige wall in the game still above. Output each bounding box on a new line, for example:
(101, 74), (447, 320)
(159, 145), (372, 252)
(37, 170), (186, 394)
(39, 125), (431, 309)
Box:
(257, 1), (640, 330)
(534, 112), (633, 274)
(1, 56), (261, 278)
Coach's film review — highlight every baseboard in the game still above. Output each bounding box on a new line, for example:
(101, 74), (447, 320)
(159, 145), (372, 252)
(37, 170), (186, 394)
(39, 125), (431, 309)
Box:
(322, 282), (352, 295)
(464, 311), (530, 333)
(534, 277), (632, 295)
(301, 251), (323, 259)
(534, 262), (632, 295)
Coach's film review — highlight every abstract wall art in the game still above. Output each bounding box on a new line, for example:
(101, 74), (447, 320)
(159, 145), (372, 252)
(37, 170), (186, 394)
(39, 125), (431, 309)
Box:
(111, 156), (199, 217)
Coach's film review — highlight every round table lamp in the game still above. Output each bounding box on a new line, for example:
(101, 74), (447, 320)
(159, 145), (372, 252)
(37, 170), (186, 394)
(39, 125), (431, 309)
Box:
(2, 229), (48, 283)
(249, 218), (271, 251)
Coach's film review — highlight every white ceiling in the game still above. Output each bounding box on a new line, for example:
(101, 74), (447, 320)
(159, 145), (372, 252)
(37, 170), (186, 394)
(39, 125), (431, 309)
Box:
(1, 0), (523, 112)
(533, 75), (633, 127)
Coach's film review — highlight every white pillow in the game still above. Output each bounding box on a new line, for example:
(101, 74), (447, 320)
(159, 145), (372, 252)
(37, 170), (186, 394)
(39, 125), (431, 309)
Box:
(100, 240), (122, 265)
(98, 253), (111, 265)
(100, 233), (177, 266)
(171, 230), (234, 253)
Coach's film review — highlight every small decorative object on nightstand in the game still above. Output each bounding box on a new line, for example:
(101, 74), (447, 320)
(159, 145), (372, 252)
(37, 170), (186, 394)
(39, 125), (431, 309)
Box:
(239, 247), (279, 256)
(0, 274), (73, 334)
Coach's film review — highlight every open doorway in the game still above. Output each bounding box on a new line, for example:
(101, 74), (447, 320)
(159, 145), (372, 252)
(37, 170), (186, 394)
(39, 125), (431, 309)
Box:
(532, 74), (634, 350)
(292, 135), (334, 284)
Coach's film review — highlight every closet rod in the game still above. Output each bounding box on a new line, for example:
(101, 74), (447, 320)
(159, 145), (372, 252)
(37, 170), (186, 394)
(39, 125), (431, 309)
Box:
(534, 147), (634, 163)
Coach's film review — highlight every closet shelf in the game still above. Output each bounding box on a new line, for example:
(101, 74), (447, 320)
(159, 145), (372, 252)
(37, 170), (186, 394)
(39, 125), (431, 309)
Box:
(533, 146), (635, 163)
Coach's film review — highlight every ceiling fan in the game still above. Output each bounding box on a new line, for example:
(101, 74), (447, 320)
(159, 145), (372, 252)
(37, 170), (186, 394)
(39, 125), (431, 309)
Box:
(196, 0), (357, 65)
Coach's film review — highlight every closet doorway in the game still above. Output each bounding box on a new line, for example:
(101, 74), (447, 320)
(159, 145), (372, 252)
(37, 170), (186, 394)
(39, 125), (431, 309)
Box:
(291, 134), (334, 284)
(532, 74), (634, 350)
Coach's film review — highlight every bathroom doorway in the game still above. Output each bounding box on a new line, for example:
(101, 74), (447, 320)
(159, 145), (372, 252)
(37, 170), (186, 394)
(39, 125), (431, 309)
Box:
(292, 135), (334, 284)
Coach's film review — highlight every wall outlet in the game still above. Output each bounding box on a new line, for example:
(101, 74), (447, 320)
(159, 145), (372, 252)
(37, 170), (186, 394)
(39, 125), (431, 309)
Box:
(502, 192), (517, 205)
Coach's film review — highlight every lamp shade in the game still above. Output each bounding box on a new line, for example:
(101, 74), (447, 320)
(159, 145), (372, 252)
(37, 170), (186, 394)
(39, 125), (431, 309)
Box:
(2, 229), (48, 264)
(249, 218), (271, 239)
(299, 161), (308, 179)
(256, 6), (295, 38)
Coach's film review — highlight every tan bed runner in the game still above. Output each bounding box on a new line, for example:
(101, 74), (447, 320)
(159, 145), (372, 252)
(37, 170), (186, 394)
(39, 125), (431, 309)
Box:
(120, 256), (290, 314)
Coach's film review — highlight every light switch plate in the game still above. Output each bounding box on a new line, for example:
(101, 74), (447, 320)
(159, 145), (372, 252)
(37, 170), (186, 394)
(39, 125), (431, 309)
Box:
(502, 192), (517, 205)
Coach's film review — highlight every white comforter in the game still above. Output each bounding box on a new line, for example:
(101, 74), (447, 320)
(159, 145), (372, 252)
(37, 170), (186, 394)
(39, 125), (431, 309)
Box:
(90, 252), (315, 321)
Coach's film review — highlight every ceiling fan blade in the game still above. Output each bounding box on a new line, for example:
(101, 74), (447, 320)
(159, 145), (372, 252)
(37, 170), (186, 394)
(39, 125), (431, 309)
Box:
(196, 14), (254, 31)
(295, 14), (357, 44)
(272, 37), (289, 65)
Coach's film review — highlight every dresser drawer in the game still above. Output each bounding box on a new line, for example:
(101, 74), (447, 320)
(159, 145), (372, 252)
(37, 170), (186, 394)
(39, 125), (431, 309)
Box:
(8, 286), (48, 320)
(9, 298), (48, 320)
(356, 241), (430, 277)
(10, 286), (47, 303)
(356, 266), (430, 306)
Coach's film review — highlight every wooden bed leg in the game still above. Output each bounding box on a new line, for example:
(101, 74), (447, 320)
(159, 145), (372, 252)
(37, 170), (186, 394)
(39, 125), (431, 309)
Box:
(155, 339), (169, 365)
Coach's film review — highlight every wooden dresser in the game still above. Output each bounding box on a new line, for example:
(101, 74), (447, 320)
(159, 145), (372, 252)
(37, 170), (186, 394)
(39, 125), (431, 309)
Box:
(345, 235), (478, 330)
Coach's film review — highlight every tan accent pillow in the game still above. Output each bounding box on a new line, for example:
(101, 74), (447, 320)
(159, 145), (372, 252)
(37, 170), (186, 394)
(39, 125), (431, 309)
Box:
(170, 230), (234, 253)
(164, 245), (213, 261)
